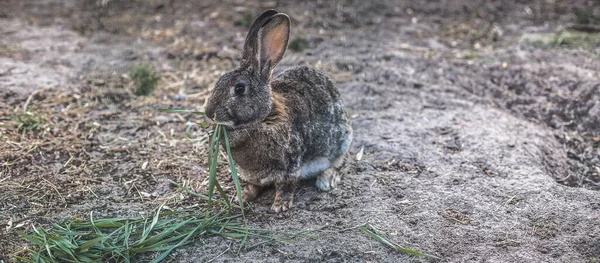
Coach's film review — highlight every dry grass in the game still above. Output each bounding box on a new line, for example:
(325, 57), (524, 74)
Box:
(1, 66), (437, 261)
(0, 69), (221, 259)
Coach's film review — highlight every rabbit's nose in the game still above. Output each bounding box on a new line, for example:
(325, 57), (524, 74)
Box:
(204, 105), (215, 121)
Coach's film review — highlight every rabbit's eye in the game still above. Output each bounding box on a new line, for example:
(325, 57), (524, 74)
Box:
(234, 83), (246, 95)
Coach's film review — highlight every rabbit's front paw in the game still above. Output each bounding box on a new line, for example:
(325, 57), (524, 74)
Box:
(316, 168), (340, 191)
(270, 181), (296, 213)
(271, 198), (293, 213)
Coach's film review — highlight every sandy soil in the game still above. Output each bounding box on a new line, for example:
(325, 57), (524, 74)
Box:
(1, 0), (599, 262)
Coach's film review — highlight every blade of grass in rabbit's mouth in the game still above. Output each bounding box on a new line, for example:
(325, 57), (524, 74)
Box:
(216, 121), (235, 127)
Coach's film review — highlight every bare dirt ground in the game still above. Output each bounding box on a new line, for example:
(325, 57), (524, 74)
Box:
(1, 0), (599, 262)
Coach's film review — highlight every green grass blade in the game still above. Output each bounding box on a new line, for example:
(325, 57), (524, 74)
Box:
(123, 220), (131, 250)
(207, 125), (221, 204)
(52, 237), (77, 257)
(18, 232), (43, 246)
(149, 225), (203, 263)
(77, 236), (103, 252)
(88, 212), (99, 235)
(74, 255), (94, 263)
(168, 179), (209, 200)
(213, 180), (230, 206)
(135, 218), (193, 247)
(360, 226), (440, 260)
(31, 225), (55, 260)
(207, 125), (231, 207)
(139, 204), (165, 244)
(130, 231), (195, 253)
(70, 219), (123, 229)
(222, 127), (244, 217)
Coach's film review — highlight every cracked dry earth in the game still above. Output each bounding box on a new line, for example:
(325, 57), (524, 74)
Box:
(1, 0), (599, 262)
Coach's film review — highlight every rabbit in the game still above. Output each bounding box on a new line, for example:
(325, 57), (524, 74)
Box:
(204, 10), (352, 213)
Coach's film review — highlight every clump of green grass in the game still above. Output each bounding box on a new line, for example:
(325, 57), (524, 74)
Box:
(574, 9), (599, 25)
(462, 52), (477, 60)
(234, 12), (254, 28)
(551, 31), (600, 50)
(129, 65), (159, 96)
(360, 224), (441, 260)
(208, 124), (244, 213)
(12, 112), (45, 133)
(157, 108), (245, 215)
(523, 31), (600, 53)
(16, 109), (251, 262)
(17, 207), (223, 262)
(16, 205), (255, 263)
(16, 108), (440, 262)
(288, 37), (308, 52)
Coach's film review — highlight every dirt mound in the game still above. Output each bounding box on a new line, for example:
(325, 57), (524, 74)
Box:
(444, 50), (600, 189)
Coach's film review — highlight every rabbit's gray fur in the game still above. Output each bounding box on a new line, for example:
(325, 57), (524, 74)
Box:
(205, 10), (352, 212)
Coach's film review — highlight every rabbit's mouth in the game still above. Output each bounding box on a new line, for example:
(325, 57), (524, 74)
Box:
(216, 121), (235, 128)
(211, 109), (235, 128)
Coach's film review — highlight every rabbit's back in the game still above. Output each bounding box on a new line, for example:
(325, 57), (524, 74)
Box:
(272, 66), (352, 176)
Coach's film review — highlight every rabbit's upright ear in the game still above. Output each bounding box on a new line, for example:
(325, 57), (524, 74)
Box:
(258, 14), (290, 80)
(241, 10), (278, 69)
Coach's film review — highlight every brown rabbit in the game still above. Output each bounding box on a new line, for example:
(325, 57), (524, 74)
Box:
(205, 10), (352, 213)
